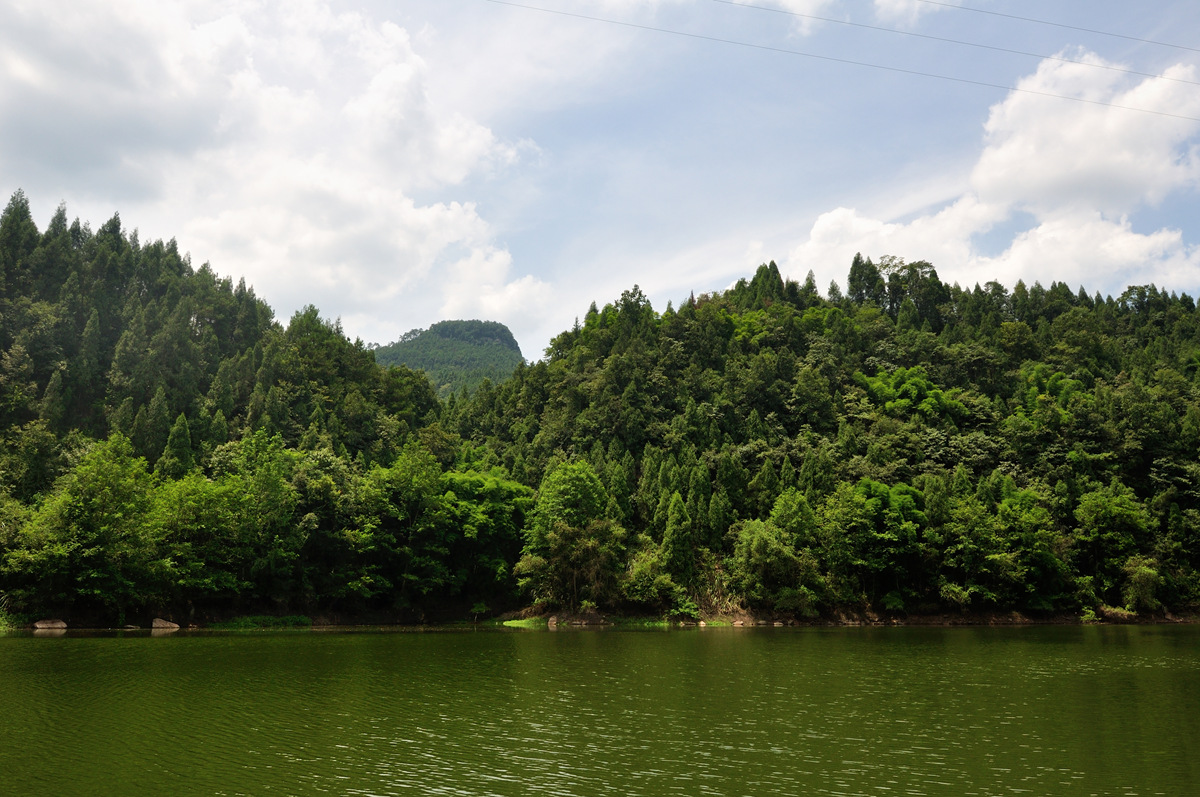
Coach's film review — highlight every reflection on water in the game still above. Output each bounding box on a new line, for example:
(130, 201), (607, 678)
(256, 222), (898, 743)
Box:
(1, 625), (1197, 796)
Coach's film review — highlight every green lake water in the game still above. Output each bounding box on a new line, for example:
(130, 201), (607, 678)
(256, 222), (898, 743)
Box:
(1, 624), (1196, 796)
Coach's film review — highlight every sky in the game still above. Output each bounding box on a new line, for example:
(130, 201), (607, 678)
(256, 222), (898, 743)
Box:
(3, 1), (1200, 359)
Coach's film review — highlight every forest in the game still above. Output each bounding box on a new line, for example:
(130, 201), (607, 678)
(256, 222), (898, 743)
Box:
(372, 319), (525, 398)
(1, 189), (1198, 625)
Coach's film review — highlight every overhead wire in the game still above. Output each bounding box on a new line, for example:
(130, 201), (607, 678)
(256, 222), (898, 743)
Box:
(912, 0), (1200, 55)
(479, 0), (1200, 124)
(714, 0), (1200, 88)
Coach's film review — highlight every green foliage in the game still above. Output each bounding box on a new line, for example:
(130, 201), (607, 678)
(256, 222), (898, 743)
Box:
(156, 413), (194, 479)
(660, 492), (694, 585)
(728, 519), (823, 616)
(374, 320), (524, 397)
(859, 366), (966, 424)
(448, 254), (1200, 618)
(516, 460), (627, 611)
(4, 193), (1200, 623)
(514, 518), (626, 612)
(3, 435), (164, 615)
(526, 460), (609, 546)
(1073, 482), (1152, 607)
(151, 471), (251, 603)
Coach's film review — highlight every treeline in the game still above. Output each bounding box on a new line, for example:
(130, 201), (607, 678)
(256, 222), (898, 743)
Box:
(0, 190), (512, 622)
(1, 190), (1198, 623)
(447, 257), (1200, 618)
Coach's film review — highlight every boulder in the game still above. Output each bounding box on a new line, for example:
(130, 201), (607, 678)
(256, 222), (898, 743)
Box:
(33, 619), (67, 630)
(151, 618), (180, 630)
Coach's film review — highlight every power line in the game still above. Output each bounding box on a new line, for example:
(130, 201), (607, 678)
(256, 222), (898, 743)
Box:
(914, 0), (1200, 54)
(479, 0), (1200, 124)
(715, 0), (1200, 88)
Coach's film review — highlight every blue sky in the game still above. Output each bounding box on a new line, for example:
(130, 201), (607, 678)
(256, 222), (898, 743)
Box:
(3, 1), (1200, 358)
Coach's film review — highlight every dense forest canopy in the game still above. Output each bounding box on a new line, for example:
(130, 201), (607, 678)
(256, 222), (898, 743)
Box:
(373, 320), (525, 398)
(2, 191), (1199, 625)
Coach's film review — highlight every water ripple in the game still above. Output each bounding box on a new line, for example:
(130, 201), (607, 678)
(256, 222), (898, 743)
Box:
(0, 626), (1197, 795)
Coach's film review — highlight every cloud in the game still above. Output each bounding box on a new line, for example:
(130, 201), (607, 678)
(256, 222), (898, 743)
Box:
(0, 1), (226, 199)
(439, 246), (553, 336)
(984, 210), (1196, 291)
(0, 1), (547, 349)
(788, 197), (999, 280)
(729, 0), (838, 36)
(972, 52), (1200, 215)
(872, 0), (952, 27)
(785, 51), (1200, 296)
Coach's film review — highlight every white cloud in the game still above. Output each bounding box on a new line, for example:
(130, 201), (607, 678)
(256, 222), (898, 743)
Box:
(0, 1), (547, 349)
(0, 2), (226, 198)
(785, 51), (1200, 296)
(7, 2), (1199, 360)
(984, 210), (1196, 290)
(872, 0), (951, 27)
(440, 246), (553, 333)
(729, 0), (838, 36)
(787, 196), (1001, 283)
(973, 52), (1200, 215)
(767, 0), (837, 16)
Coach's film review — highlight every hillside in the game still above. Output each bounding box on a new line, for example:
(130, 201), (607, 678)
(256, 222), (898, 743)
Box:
(0, 191), (439, 485)
(374, 320), (525, 397)
(447, 258), (1200, 619)
(2, 191), (1199, 626)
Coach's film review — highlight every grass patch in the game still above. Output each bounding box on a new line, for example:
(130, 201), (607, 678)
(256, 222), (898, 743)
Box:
(702, 619), (732, 627)
(607, 616), (670, 628)
(210, 615), (312, 630)
(501, 617), (547, 629)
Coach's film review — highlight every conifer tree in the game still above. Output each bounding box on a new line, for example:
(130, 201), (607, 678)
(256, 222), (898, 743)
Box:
(156, 412), (194, 479)
(135, 386), (172, 463)
(38, 368), (67, 431)
(661, 491), (694, 586)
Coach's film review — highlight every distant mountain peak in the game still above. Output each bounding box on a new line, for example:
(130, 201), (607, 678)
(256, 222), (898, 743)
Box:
(374, 319), (524, 396)
(424, 320), (521, 354)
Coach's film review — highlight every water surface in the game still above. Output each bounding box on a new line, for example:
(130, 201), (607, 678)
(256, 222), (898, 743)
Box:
(1, 624), (1196, 796)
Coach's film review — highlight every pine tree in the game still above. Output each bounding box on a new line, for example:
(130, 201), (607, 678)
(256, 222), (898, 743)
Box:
(209, 409), (228, 446)
(661, 491), (694, 586)
(708, 490), (734, 548)
(778, 456), (797, 493)
(135, 386), (172, 463)
(156, 412), (194, 479)
(1, 344), (38, 425)
(847, 252), (884, 307)
(38, 368), (67, 431)
(0, 190), (41, 299)
(748, 459), (779, 519)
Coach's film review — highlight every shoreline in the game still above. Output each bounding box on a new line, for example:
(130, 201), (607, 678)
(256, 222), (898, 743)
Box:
(6, 607), (1197, 633)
